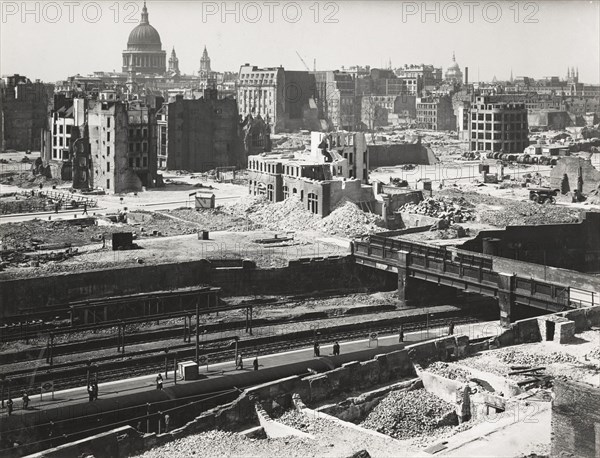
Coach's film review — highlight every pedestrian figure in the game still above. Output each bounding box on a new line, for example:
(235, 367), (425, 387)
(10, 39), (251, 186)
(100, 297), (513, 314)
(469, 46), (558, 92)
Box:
(54, 202), (59, 214)
(7, 398), (13, 416)
(399, 325), (405, 343)
(164, 413), (170, 432)
(314, 342), (320, 357)
(22, 392), (29, 410)
(88, 384), (94, 402)
(156, 374), (163, 390)
(253, 357), (259, 371)
(333, 341), (340, 356)
(101, 234), (106, 249)
(92, 382), (98, 401)
(236, 355), (244, 370)
(82, 202), (88, 215)
(448, 321), (455, 336)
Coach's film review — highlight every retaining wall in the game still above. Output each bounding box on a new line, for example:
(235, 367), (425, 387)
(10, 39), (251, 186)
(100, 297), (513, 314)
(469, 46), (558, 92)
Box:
(0, 256), (395, 318)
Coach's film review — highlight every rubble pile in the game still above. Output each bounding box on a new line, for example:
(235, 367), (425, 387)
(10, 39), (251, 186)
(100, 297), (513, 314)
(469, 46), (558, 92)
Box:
(398, 197), (475, 223)
(0, 247), (80, 270)
(424, 362), (471, 382)
(226, 196), (386, 238)
(246, 197), (319, 232)
(360, 388), (457, 440)
(478, 202), (581, 227)
(275, 409), (313, 433)
(319, 201), (386, 238)
(496, 348), (578, 367)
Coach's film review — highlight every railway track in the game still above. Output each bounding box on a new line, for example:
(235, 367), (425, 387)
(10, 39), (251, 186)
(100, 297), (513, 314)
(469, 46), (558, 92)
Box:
(0, 289), (379, 343)
(0, 314), (479, 397)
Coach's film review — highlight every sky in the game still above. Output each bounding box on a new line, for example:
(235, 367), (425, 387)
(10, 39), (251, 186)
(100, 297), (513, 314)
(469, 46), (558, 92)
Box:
(1, 0), (599, 84)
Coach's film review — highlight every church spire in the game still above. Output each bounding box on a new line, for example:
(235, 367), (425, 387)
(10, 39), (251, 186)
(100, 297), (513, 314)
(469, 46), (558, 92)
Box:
(141, 1), (149, 24)
(452, 51), (456, 62)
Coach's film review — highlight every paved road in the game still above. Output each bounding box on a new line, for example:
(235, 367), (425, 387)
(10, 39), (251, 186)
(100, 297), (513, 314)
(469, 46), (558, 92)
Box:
(0, 320), (502, 417)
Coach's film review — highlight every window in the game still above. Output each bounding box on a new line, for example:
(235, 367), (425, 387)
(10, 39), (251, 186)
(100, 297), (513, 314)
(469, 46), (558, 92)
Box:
(283, 186), (289, 199)
(107, 162), (110, 172)
(267, 184), (274, 201)
(59, 125), (63, 134)
(107, 146), (110, 156)
(107, 117), (111, 128)
(107, 132), (110, 142)
(136, 158), (140, 167)
(129, 143), (134, 153)
(307, 192), (318, 214)
(143, 156), (147, 167)
(106, 179), (110, 189)
(129, 158), (134, 167)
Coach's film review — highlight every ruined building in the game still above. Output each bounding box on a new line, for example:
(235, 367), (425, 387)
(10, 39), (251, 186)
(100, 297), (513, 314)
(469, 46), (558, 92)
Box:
(1, 74), (53, 151)
(247, 132), (372, 217)
(156, 90), (245, 172)
(87, 95), (158, 193)
(468, 96), (529, 153)
(42, 91), (158, 193)
(40, 96), (87, 180)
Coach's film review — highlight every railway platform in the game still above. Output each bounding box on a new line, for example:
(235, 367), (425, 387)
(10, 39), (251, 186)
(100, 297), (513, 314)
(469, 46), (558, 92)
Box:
(0, 319), (502, 418)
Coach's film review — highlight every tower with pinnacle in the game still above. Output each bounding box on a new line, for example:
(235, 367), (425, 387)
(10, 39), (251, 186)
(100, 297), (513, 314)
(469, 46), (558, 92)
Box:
(168, 47), (180, 76)
(199, 46), (211, 76)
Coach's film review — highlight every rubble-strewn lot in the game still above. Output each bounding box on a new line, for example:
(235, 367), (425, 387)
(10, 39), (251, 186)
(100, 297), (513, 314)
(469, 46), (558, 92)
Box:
(456, 333), (600, 387)
(135, 409), (421, 458)
(359, 389), (457, 442)
(437, 189), (583, 227)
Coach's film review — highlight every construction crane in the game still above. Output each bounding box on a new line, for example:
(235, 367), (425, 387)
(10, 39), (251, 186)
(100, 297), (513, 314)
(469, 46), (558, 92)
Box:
(295, 51), (310, 71)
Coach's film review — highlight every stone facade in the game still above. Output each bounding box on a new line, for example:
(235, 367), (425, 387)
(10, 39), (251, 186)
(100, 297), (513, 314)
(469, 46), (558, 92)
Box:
(236, 65), (318, 133)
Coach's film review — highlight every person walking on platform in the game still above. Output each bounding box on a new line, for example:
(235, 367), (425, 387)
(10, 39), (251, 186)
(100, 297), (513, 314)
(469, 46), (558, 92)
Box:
(82, 202), (88, 215)
(156, 374), (163, 390)
(253, 357), (259, 371)
(314, 342), (320, 357)
(88, 384), (94, 402)
(7, 398), (13, 416)
(22, 392), (29, 410)
(92, 382), (98, 401)
(236, 355), (244, 370)
(448, 321), (455, 336)
(399, 325), (405, 343)
(333, 341), (340, 356)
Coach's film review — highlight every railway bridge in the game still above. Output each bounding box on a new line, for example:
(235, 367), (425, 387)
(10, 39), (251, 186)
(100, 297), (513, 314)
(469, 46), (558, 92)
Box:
(352, 235), (595, 327)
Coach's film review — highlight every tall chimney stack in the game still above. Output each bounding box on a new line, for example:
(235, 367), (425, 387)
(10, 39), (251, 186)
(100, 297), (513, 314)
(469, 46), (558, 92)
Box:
(465, 67), (469, 85)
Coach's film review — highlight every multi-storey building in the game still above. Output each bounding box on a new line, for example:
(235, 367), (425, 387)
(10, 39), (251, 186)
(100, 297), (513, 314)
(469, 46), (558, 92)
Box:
(1, 74), (53, 151)
(416, 95), (457, 131)
(156, 90), (244, 172)
(468, 96), (529, 153)
(396, 64), (442, 94)
(236, 65), (318, 133)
